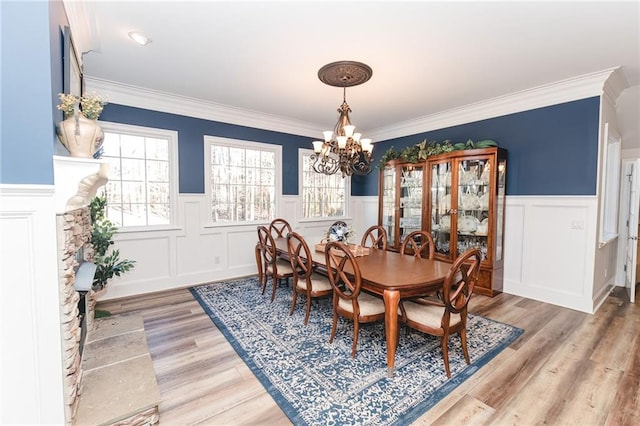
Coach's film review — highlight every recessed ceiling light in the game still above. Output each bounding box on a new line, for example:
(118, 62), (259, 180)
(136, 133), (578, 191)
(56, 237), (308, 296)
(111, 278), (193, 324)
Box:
(128, 31), (152, 46)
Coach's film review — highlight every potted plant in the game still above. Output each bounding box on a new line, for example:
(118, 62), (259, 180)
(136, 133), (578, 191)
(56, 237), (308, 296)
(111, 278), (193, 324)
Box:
(56, 92), (108, 158)
(90, 195), (135, 291)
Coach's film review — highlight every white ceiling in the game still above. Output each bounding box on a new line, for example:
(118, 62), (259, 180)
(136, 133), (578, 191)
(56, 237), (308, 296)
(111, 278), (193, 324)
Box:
(80, 1), (639, 147)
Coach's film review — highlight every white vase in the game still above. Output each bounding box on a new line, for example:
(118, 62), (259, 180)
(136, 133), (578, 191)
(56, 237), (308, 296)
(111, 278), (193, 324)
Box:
(56, 114), (104, 158)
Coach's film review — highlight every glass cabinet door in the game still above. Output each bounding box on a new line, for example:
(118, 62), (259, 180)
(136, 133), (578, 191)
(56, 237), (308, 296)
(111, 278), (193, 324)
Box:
(380, 165), (396, 247)
(430, 160), (453, 259)
(456, 157), (492, 262)
(495, 158), (507, 262)
(399, 165), (423, 245)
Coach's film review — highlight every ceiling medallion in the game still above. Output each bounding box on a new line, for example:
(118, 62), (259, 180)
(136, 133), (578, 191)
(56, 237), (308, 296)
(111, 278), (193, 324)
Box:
(310, 61), (374, 178)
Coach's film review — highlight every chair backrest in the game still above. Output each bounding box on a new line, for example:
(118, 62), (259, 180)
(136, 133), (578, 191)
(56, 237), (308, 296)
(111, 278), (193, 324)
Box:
(443, 248), (481, 314)
(361, 225), (388, 250)
(257, 225), (277, 267)
(287, 231), (313, 280)
(269, 218), (292, 238)
(325, 241), (362, 301)
(400, 230), (435, 259)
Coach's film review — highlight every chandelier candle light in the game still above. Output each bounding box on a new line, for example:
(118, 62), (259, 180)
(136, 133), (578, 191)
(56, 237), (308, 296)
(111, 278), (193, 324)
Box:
(310, 61), (374, 177)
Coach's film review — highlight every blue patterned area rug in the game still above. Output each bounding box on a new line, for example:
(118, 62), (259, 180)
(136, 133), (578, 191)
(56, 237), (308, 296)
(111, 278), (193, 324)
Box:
(190, 277), (523, 426)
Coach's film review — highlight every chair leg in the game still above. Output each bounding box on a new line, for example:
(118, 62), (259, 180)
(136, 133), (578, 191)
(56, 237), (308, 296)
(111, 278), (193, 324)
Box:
(441, 332), (451, 378)
(329, 313), (338, 344)
(255, 244), (263, 285)
(460, 328), (470, 365)
(261, 274), (268, 295)
(290, 289), (298, 316)
(304, 295), (312, 325)
(351, 321), (360, 358)
(270, 277), (278, 302)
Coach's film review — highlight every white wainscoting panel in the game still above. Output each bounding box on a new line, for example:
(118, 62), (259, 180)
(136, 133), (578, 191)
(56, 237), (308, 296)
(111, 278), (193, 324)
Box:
(227, 228), (262, 272)
(177, 232), (223, 275)
(503, 204), (525, 285)
(122, 236), (172, 278)
(503, 196), (598, 313)
(102, 194), (380, 300)
(351, 196), (379, 238)
(281, 195), (299, 224)
(0, 185), (65, 424)
(103, 194), (603, 314)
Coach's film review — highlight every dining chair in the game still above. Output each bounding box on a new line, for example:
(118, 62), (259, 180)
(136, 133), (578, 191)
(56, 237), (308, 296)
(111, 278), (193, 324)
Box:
(361, 225), (388, 250)
(400, 230), (435, 259)
(325, 241), (386, 357)
(257, 225), (295, 302)
(286, 232), (332, 325)
(398, 248), (482, 378)
(400, 230), (441, 302)
(269, 218), (293, 238)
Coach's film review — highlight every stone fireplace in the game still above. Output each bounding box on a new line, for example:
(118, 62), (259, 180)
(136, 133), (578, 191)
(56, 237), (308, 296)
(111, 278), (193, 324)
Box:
(53, 156), (159, 426)
(53, 156), (108, 423)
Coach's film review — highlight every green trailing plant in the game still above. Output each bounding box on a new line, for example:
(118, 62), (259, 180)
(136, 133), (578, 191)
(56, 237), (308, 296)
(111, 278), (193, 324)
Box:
(378, 146), (403, 169)
(90, 195), (135, 290)
(452, 139), (498, 151)
(377, 139), (497, 169)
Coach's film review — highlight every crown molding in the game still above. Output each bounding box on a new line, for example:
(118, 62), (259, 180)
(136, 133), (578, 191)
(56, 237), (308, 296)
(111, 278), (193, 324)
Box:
(368, 67), (623, 142)
(602, 66), (629, 107)
(62, 0), (100, 57)
(84, 77), (325, 138)
(86, 68), (623, 143)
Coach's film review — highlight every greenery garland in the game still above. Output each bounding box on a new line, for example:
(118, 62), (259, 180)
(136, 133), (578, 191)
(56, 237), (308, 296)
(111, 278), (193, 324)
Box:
(377, 139), (498, 170)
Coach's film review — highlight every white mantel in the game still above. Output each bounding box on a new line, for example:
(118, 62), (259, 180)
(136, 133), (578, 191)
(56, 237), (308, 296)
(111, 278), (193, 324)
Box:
(53, 155), (109, 214)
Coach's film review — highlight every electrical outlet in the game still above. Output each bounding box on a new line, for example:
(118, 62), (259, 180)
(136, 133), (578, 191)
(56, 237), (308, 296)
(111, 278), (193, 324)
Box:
(214, 256), (220, 264)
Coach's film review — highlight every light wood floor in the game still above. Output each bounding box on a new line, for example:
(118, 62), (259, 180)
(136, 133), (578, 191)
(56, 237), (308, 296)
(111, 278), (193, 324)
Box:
(97, 283), (640, 425)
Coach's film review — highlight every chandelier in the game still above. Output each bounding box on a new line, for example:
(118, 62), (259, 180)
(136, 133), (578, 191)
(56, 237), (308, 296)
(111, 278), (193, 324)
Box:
(310, 61), (374, 177)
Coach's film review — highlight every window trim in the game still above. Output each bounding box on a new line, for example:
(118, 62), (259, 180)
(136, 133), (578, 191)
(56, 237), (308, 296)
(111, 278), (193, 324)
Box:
(204, 136), (282, 227)
(298, 148), (350, 221)
(598, 122), (622, 247)
(98, 121), (179, 232)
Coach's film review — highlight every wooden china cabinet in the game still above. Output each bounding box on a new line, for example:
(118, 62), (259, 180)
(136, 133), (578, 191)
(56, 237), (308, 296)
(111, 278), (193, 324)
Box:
(378, 160), (426, 251)
(378, 147), (507, 296)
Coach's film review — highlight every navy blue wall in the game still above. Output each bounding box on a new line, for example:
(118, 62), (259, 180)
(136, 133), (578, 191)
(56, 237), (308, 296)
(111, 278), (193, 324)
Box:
(358, 97), (600, 197)
(99, 105), (311, 195)
(101, 97), (599, 198)
(0, 0), (67, 185)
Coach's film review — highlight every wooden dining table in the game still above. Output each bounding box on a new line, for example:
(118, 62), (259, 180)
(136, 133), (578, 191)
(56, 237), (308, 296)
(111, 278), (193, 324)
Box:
(274, 237), (451, 376)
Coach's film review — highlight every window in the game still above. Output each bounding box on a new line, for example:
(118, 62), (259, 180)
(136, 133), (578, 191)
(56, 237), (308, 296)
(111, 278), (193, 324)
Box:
(205, 136), (281, 224)
(300, 149), (348, 219)
(98, 122), (178, 229)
